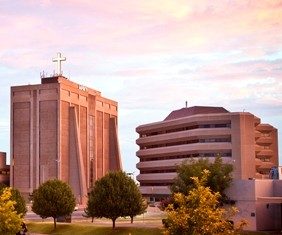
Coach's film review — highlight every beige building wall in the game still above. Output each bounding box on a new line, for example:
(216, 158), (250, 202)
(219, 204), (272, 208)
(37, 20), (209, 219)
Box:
(10, 76), (122, 202)
(226, 179), (282, 231)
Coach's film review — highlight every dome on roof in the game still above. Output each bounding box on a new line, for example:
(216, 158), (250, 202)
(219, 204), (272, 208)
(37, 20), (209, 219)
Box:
(164, 106), (229, 121)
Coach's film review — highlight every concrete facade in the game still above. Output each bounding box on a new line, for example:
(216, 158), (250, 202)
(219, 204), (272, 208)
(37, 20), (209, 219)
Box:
(0, 152), (10, 186)
(10, 76), (122, 203)
(136, 106), (278, 199)
(226, 179), (282, 231)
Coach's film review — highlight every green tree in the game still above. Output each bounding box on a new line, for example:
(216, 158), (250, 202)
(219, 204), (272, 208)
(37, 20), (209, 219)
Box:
(164, 170), (245, 235)
(171, 156), (233, 202)
(31, 179), (76, 229)
(0, 184), (27, 217)
(84, 195), (97, 223)
(0, 187), (22, 234)
(0, 182), (7, 189)
(85, 171), (145, 228)
(126, 189), (147, 224)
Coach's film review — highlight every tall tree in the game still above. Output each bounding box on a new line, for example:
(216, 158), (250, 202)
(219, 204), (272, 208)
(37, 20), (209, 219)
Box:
(84, 194), (97, 223)
(0, 184), (27, 217)
(0, 187), (22, 234)
(164, 170), (245, 235)
(171, 156), (233, 202)
(31, 179), (76, 229)
(125, 185), (147, 223)
(85, 171), (145, 228)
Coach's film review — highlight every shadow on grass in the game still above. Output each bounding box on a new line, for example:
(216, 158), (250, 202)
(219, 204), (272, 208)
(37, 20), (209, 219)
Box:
(27, 222), (163, 235)
(28, 222), (278, 235)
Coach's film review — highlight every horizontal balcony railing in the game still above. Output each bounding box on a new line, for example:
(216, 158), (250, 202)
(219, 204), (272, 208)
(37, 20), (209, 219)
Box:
(137, 157), (235, 173)
(137, 172), (177, 182)
(136, 128), (231, 146)
(256, 149), (273, 157)
(136, 143), (232, 157)
(136, 114), (231, 134)
(255, 145), (262, 153)
(256, 136), (272, 145)
(139, 186), (171, 195)
(257, 161), (274, 170)
(137, 158), (183, 170)
(256, 124), (274, 133)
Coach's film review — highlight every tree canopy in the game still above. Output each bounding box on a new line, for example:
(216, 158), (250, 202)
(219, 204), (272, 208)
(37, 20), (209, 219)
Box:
(164, 170), (245, 235)
(85, 171), (145, 228)
(0, 187), (22, 234)
(0, 183), (27, 217)
(171, 156), (233, 202)
(31, 179), (76, 229)
(124, 180), (147, 224)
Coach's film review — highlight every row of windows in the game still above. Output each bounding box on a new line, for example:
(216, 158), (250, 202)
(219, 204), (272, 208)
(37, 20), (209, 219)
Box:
(257, 170), (270, 175)
(141, 137), (231, 149)
(140, 152), (232, 162)
(140, 169), (176, 174)
(257, 157), (271, 162)
(260, 133), (271, 137)
(140, 123), (231, 137)
(140, 182), (172, 186)
(0, 170), (10, 175)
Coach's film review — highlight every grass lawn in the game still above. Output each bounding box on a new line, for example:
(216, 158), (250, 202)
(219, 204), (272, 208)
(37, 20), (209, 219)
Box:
(27, 222), (164, 235)
(27, 222), (277, 235)
(240, 232), (272, 235)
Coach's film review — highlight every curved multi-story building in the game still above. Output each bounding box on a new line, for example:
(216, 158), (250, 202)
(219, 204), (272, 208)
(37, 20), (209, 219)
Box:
(136, 106), (278, 200)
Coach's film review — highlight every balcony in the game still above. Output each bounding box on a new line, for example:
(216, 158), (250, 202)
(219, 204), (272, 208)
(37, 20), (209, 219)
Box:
(136, 142), (232, 158)
(255, 145), (262, 153)
(256, 136), (272, 145)
(139, 186), (171, 195)
(256, 149), (273, 157)
(256, 124), (274, 133)
(136, 128), (231, 146)
(137, 159), (183, 170)
(258, 161), (274, 170)
(136, 172), (177, 183)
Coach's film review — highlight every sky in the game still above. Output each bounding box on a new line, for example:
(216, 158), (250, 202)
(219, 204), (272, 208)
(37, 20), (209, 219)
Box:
(0, 0), (281, 176)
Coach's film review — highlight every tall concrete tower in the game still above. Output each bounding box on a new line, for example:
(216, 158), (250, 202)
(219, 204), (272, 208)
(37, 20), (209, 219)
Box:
(10, 76), (122, 203)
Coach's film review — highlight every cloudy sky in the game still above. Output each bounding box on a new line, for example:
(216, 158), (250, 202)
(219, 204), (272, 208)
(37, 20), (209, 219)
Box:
(0, 0), (281, 175)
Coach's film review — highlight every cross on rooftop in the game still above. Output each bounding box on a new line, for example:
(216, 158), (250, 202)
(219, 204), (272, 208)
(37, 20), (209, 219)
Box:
(52, 52), (66, 75)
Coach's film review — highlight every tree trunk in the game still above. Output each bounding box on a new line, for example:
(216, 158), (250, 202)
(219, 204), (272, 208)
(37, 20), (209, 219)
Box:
(53, 217), (57, 229)
(112, 218), (116, 229)
(91, 217), (94, 223)
(130, 216), (134, 224)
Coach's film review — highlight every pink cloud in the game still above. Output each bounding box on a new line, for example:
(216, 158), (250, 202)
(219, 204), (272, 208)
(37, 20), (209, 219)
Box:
(0, 0), (281, 68)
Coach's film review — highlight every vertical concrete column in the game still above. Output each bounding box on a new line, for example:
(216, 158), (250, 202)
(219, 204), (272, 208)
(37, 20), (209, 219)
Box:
(29, 90), (34, 193)
(35, 90), (40, 187)
(69, 106), (87, 203)
(10, 88), (14, 187)
(102, 112), (104, 175)
(57, 88), (61, 180)
(109, 117), (122, 170)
